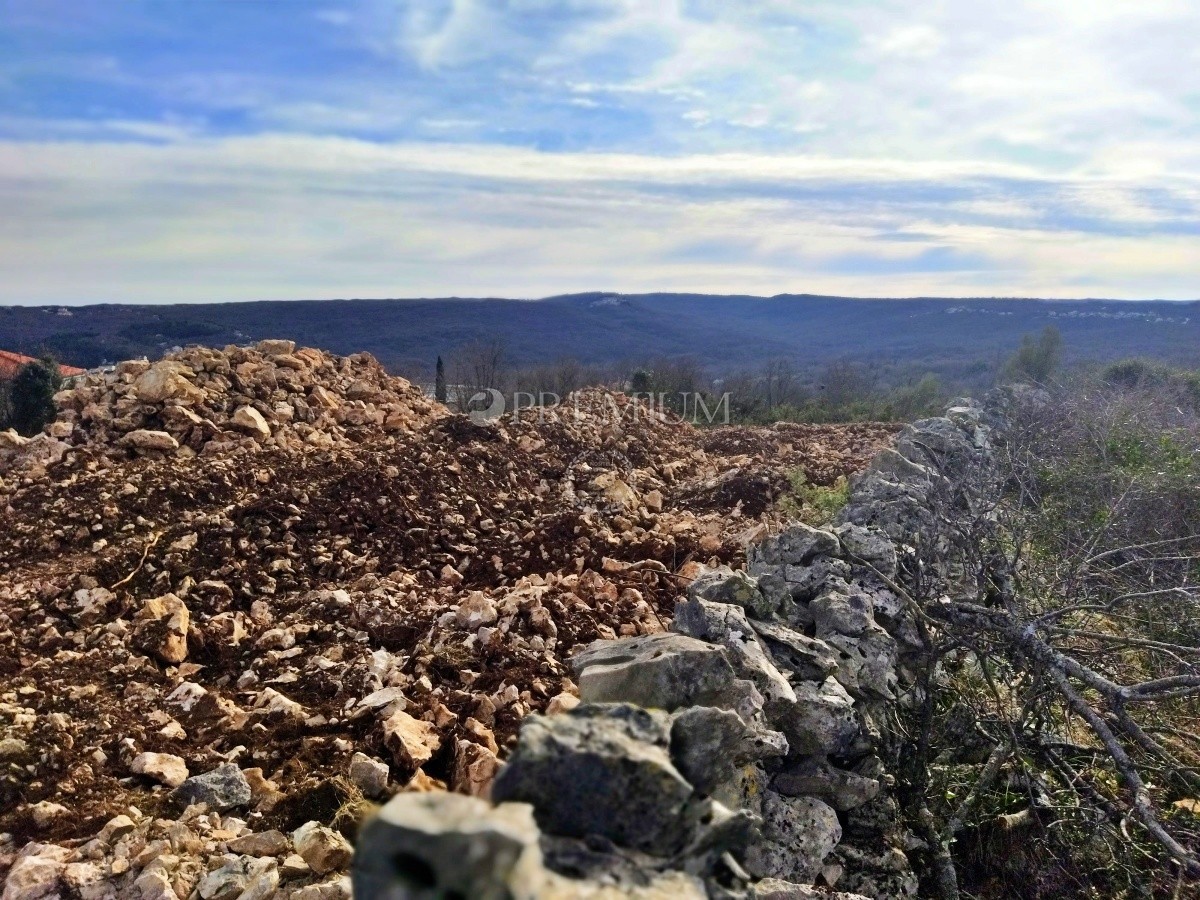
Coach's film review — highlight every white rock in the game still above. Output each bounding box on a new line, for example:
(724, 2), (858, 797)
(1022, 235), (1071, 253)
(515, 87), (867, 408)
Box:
(292, 822), (353, 876)
(131, 752), (189, 788)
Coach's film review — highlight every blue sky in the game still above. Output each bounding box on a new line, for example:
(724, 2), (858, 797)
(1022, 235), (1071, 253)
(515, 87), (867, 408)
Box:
(2, 0), (1199, 303)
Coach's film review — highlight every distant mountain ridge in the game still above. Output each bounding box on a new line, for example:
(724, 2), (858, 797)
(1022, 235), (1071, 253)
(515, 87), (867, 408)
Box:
(2, 293), (1197, 382)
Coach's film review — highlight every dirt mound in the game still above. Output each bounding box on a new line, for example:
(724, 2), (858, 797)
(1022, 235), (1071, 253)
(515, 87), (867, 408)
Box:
(0, 357), (897, 898)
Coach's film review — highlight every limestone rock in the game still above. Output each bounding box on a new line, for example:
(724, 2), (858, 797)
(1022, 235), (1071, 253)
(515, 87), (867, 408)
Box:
(669, 706), (787, 795)
(348, 752), (390, 799)
(748, 619), (838, 681)
(571, 633), (746, 715)
(743, 794), (842, 884)
(353, 792), (546, 899)
(687, 566), (774, 619)
(132, 593), (190, 664)
(232, 406), (271, 440)
(131, 751), (189, 788)
(122, 430), (180, 453)
(772, 758), (881, 811)
(672, 597), (795, 704)
(491, 704), (694, 855)
(381, 709), (441, 773)
(170, 763), (252, 811)
(228, 830), (290, 856)
(453, 738), (502, 798)
(293, 822), (353, 875)
(770, 677), (862, 757)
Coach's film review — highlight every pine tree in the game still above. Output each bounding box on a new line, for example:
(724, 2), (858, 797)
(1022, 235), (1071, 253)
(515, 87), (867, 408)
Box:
(10, 357), (62, 436)
(435, 355), (447, 404)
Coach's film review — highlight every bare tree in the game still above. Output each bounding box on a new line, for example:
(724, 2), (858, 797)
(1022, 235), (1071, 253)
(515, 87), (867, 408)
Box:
(889, 385), (1200, 898)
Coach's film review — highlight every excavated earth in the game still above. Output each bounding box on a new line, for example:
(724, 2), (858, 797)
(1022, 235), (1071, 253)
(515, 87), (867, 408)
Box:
(0, 343), (895, 898)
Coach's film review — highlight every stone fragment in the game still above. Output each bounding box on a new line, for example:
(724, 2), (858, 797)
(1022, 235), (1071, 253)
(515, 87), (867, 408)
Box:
(132, 593), (190, 664)
(122, 430), (180, 453)
(453, 738), (502, 798)
(2, 842), (71, 900)
(348, 752), (390, 799)
(455, 591), (498, 628)
(232, 406), (271, 440)
(131, 751), (190, 788)
(544, 692), (579, 715)
(170, 763), (252, 811)
(293, 822), (353, 875)
(227, 830), (290, 857)
(28, 801), (67, 829)
(381, 709), (441, 773)
(491, 704), (693, 855)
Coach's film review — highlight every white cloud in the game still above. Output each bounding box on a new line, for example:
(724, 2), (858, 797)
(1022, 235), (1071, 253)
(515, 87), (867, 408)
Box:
(1, 134), (1198, 304)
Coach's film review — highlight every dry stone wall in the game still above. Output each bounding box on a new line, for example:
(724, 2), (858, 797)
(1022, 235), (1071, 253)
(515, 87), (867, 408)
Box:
(352, 401), (995, 899)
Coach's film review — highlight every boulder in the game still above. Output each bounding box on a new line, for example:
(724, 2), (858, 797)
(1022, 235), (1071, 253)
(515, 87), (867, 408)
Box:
(571, 633), (754, 716)
(671, 598), (795, 704)
(743, 794), (842, 884)
(170, 762), (251, 811)
(687, 566), (774, 619)
(669, 706), (787, 795)
(770, 678), (862, 757)
(491, 704), (694, 855)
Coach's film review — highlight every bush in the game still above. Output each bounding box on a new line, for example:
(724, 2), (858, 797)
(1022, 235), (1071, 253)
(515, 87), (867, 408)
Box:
(1001, 325), (1063, 384)
(778, 470), (850, 525)
(8, 358), (62, 436)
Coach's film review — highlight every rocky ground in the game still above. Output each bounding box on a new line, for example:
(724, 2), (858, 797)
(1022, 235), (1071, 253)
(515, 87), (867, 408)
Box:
(0, 343), (895, 900)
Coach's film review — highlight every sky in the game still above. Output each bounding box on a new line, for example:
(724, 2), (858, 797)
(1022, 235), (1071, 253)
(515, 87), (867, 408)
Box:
(2, 0), (1200, 304)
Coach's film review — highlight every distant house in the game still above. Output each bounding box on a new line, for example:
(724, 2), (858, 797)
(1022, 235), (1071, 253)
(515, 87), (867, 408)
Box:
(0, 350), (87, 379)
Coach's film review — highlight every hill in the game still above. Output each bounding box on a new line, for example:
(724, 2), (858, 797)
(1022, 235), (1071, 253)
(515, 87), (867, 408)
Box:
(3, 294), (1198, 384)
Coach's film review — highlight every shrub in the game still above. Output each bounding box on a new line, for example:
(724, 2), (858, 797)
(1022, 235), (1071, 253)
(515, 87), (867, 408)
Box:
(9, 357), (62, 436)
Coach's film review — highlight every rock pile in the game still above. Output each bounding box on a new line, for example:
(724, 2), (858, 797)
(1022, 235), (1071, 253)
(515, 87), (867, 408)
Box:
(351, 403), (994, 899)
(0, 342), (900, 899)
(0, 341), (443, 475)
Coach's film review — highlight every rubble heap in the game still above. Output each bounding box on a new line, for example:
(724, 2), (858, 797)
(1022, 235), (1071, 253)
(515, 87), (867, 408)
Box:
(352, 402), (994, 899)
(0, 343), (899, 900)
(0, 341), (443, 475)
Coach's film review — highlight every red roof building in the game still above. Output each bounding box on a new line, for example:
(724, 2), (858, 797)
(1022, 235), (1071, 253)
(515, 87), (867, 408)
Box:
(0, 350), (86, 379)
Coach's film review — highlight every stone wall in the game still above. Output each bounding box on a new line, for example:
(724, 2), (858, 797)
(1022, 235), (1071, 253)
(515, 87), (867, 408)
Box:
(351, 401), (993, 899)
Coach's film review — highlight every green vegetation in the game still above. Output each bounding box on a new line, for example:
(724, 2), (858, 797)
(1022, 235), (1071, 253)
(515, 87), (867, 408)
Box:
(1001, 324), (1063, 384)
(777, 471), (850, 525)
(3, 357), (63, 436)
